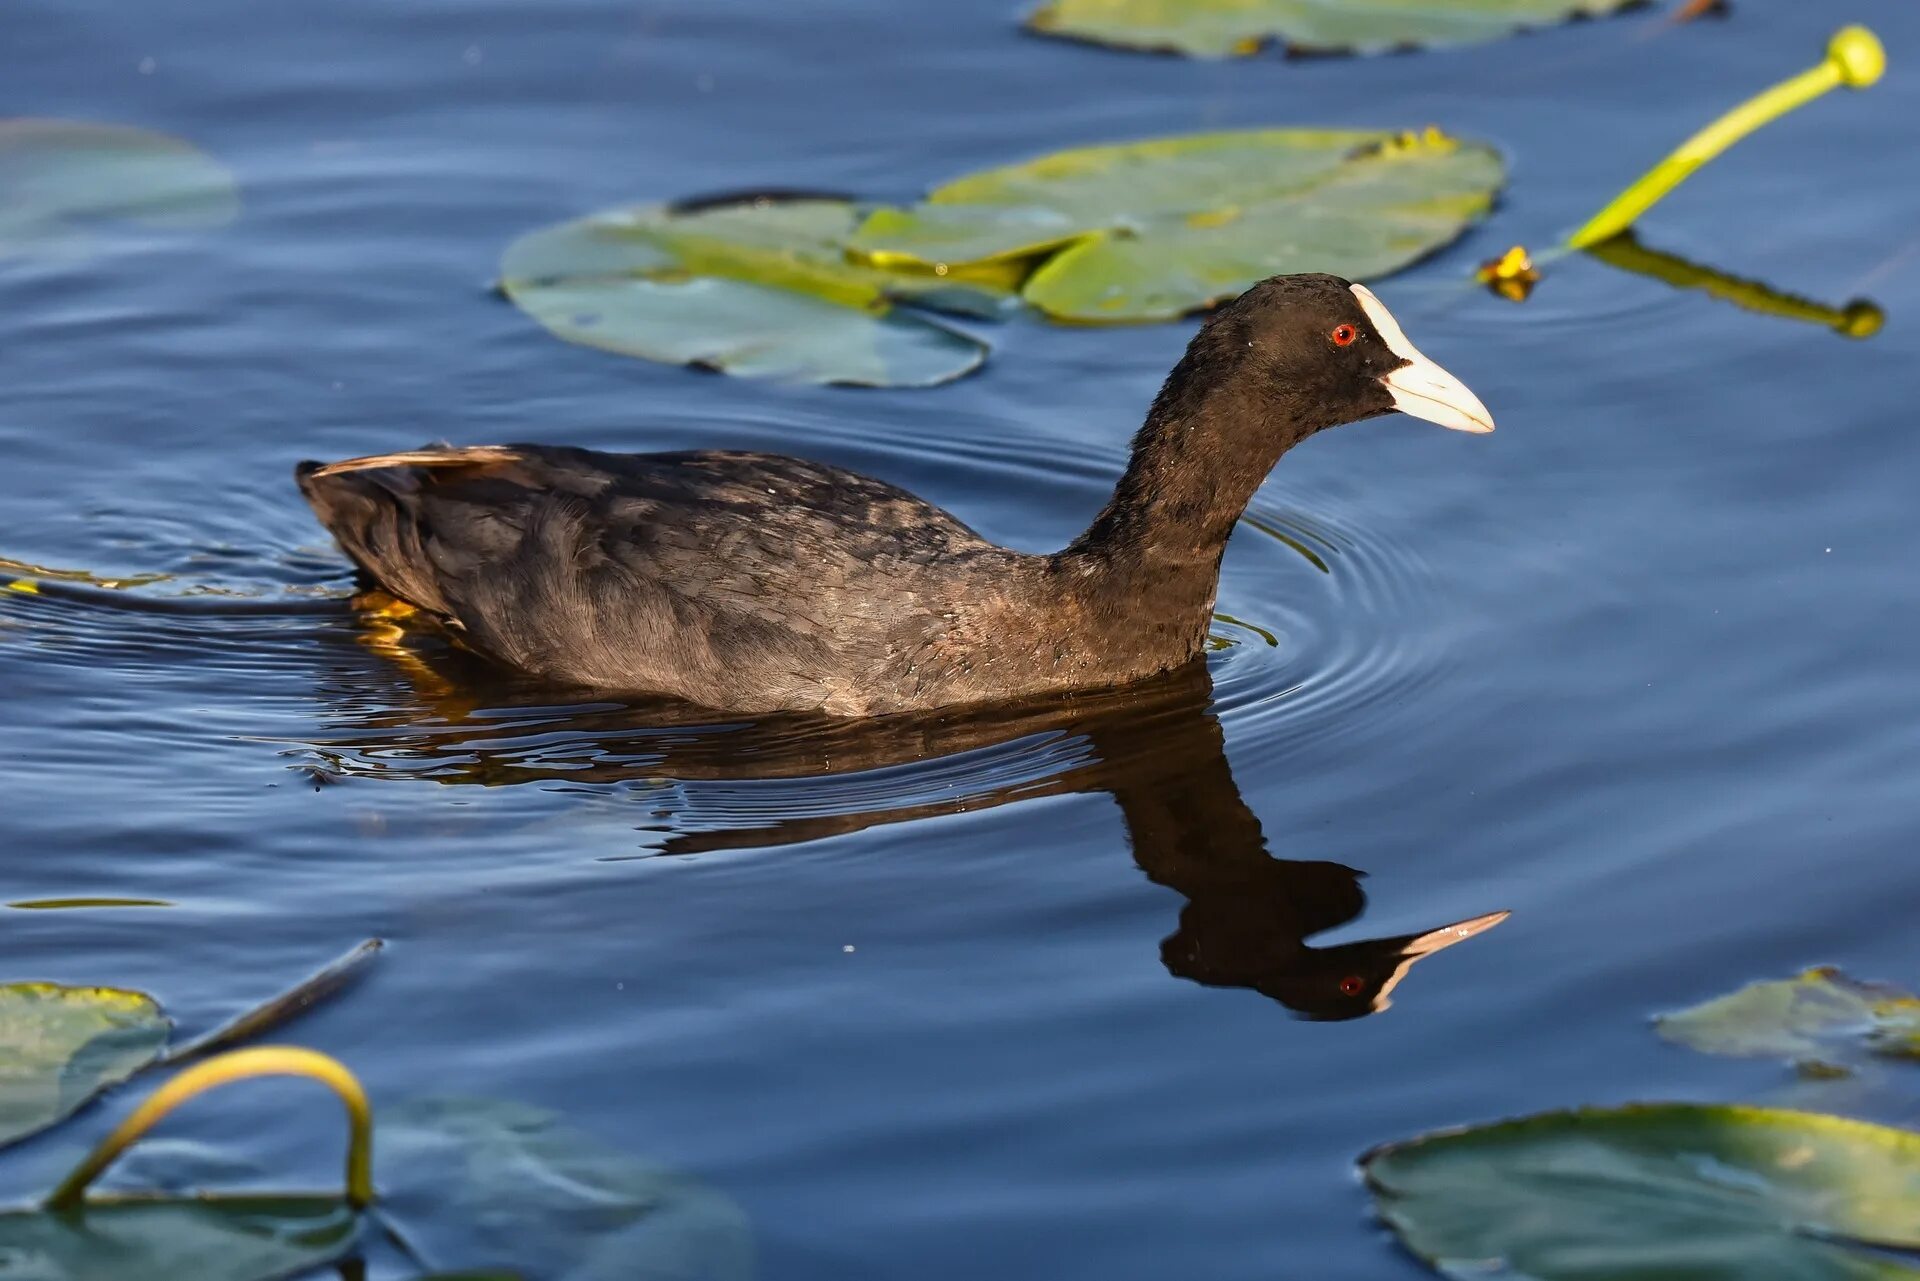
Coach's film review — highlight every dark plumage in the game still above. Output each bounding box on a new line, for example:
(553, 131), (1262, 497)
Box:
(298, 273), (1491, 716)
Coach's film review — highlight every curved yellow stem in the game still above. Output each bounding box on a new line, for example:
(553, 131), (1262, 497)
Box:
(1567, 27), (1884, 250)
(45, 1046), (374, 1212)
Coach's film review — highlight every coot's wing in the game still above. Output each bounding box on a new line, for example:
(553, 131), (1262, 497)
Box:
(296, 443), (991, 700)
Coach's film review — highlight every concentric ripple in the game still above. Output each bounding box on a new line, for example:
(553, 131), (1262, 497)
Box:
(1, 403), (1456, 855)
(1207, 484), (1454, 773)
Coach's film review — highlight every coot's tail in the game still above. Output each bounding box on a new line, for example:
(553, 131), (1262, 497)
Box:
(296, 447), (522, 615)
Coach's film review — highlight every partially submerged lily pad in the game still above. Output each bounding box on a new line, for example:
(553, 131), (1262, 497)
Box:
(10, 1047), (375, 1281)
(381, 1097), (753, 1281)
(0, 119), (239, 259)
(1363, 1102), (1920, 1280)
(852, 128), (1502, 321)
(0, 984), (170, 1147)
(0, 1193), (359, 1281)
(1656, 966), (1920, 1073)
(1024, 0), (1646, 59)
(500, 196), (1005, 387)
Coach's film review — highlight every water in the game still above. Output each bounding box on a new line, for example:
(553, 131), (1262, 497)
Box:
(4, 1), (1920, 1276)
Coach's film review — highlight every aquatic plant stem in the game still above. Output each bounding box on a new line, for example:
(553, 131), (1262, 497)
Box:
(1583, 232), (1884, 338)
(162, 938), (385, 1066)
(45, 1046), (375, 1212)
(1566, 26), (1885, 250)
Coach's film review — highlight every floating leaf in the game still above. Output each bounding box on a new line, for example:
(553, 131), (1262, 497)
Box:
(1024, 0), (1645, 59)
(382, 1097), (754, 1281)
(500, 197), (1003, 387)
(0, 119), (239, 258)
(0, 1194), (359, 1281)
(851, 129), (1502, 321)
(7, 898), (175, 910)
(1363, 1103), (1920, 1280)
(0, 940), (382, 1151)
(1656, 966), (1920, 1071)
(0, 984), (171, 1147)
(0, 555), (172, 591)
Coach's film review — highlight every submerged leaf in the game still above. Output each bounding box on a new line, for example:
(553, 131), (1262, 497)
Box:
(1025, 0), (1645, 59)
(0, 983), (170, 1147)
(0, 1193), (358, 1281)
(851, 129), (1502, 321)
(0, 119), (239, 258)
(382, 1097), (753, 1281)
(500, 197), (1000, 387)
(1363, 1103), (1920, 1280)
(1656, 966), (1920, 1069)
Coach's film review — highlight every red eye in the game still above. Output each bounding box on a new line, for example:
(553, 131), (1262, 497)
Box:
(1339, 975), (1365, 996)
(1331, 324), (1357, 347)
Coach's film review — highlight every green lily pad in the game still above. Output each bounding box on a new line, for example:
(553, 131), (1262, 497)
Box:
(1024, 0), (1645, 59)
(851, 128), (1502, 321)
(382, 1097), (753, 1281)
(500, 196), (1006, 387)
(0, 983), (171, 1148)
(0, 1193), (358, 1281)
(1363, 1103), (1920, 1280)
(0, 119), (239, 259)
(1656, 966), (1920, 1073)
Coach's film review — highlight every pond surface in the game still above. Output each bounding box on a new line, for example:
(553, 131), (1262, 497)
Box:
(4, 1), (1920, 1276)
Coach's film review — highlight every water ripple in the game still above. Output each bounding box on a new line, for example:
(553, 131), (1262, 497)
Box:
(1, 409), (1454, 851)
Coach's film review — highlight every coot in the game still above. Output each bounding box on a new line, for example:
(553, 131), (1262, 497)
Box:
(299, 274), (1491, 715)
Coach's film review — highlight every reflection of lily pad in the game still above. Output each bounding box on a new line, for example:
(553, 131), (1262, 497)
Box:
(1656, 967), (1920, 1073)
(1025, 0), (1644, 59)
(0, 1194), (358, 1281)
(851, 129), (1502, 321)
(0, 119), (239, 258)
(1363, 1103), (1920, 1280)
(383, 1097), (754, 1281)
(0, 983), (171, 1147)
(500, 197), (1004, 387)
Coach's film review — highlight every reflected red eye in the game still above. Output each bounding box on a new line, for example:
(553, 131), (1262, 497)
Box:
(1339, 975), (1365, 996)
(1331, 324), (1357, 347)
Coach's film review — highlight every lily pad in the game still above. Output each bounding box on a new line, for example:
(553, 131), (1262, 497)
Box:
(1024, 0), (1646, 59)
(1363, 1102), (1920, 1280)
(381, 1097), (753, 1281)
(0, 119), (239, 259)
(0, 1193), (358, 1281)
(1656, 966), (1920, 1072)
(500, 196), (1005, 387)
(0, 940), (382, 1152)
(0, 984), (171, 1147)
(851, 128), (1502, 321)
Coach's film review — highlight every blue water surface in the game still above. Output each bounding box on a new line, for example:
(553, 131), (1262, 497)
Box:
(4, 1), (1920, 1277)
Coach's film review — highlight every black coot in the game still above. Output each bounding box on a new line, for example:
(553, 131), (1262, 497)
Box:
(299, 274), (1492, 716)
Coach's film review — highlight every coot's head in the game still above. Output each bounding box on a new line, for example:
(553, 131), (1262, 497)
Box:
(1184, 273), (1494, 438)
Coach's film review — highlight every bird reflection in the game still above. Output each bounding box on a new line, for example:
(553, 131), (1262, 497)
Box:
(309, 601), (1506, 1019)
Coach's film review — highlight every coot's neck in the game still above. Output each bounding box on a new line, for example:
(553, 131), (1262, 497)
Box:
(1053, 357), (1319, 635)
